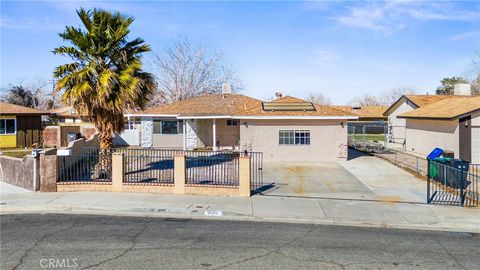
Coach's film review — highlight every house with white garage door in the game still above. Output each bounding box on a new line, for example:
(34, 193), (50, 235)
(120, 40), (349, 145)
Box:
(122, 90), (357, 162)
(398, 96), (480, 163)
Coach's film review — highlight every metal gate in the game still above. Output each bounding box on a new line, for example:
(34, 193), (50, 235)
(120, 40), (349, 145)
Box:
(427, 159), (479, 207)
(247, 152), (264, 195)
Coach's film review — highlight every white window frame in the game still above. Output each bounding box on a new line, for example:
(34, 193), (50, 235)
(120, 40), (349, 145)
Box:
(279, 129), (310, 145)
(0, 118), (17, 135)
(226, 119), (239, 127)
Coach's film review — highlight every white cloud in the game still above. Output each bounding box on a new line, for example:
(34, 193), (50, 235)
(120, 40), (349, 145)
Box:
(448, 31), (480, 41)
(334, 1), (479, 34)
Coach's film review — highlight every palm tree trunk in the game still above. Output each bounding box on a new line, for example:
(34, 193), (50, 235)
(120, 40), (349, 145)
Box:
(97, 132), (113, 179)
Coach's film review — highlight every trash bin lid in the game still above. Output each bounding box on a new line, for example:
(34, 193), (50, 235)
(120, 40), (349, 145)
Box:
(427, 148), (443, 160)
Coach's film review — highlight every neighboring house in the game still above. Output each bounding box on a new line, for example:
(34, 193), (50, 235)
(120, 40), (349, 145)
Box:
(0, 102), (48, 148)
(398, 96), (480, 163)
(50, 106), (87, 123)
(383, 95), (456, 144)
(333, 105), (387, 122)
(384, 84), (474, 146)
(125, 91), (357, 162)
(44, 106), (97, 147)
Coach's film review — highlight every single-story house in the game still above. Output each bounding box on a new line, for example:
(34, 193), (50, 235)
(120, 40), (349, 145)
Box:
(0, 102), (49, 148)
(50, 106), (87, 123)
(383, 84), (474, 145)
(398, 96), (480, 163)
(335, 105), (388, 122)
(124, 91), (357, 162)
(44, 106), (97, 147)
(384, 95), (460, 144)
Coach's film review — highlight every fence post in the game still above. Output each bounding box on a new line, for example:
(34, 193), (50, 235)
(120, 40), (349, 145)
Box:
(174, 155), (186, 194)
(112, 153), (124, 192)
(239, 156), (251, 197)
(427, 159), (431, 203)
(39, 150), (58, 192)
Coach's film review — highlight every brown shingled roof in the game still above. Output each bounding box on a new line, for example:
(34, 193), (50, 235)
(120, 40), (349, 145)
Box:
(398, 96), (480, 120)
(235, 96), (357, 117)
(135, 94), (357, 118)
(142, 93), (262, 116)
(405, 95), (455, 107)
(354, 106), (388, 119)
(0, 102), (49, 115)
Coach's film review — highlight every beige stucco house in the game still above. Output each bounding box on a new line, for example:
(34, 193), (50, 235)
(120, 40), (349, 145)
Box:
(123, 92), (358, 162)
(383, 95), (453, 144)
(398, 96), (480, 163)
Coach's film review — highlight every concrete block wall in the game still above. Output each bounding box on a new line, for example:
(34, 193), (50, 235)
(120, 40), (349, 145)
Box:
(0, 155), (38, 191)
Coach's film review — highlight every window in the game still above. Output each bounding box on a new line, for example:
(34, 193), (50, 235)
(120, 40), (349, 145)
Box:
(279, 130), (310, 145)
(0, 118), (16, 135)
(153, 120), (183, 134)
(226, 119), (239, 126)
(161, 121), (178, 134)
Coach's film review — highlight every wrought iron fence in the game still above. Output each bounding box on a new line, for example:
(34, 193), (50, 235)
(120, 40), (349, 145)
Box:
(186, 151), (240, 186)
(243, 152), (264, 194)
(57, 149), (114, 183)
(122, 149), (176, 185)
(427, 159), (479, 207)
(78, 147), (264, 192)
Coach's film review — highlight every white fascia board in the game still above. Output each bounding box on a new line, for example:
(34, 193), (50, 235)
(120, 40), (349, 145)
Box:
(231, 115), (359, 120)
(124, 114), (179, 118)
(176, 115), (232, 119)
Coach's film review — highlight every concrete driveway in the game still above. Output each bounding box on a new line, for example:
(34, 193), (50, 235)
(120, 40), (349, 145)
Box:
(262, 150), (426, 203)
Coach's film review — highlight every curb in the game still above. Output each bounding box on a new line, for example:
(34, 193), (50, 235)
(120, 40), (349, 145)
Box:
(1, 205), (479, 234)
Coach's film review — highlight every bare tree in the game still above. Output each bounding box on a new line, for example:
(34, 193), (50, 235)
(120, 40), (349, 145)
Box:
(1, 80), (58, 110)
(349, 94), (381, 107)
(150, 38), (243, 105)
(379, 87), (416, 105)
(306, 93), (331, 105)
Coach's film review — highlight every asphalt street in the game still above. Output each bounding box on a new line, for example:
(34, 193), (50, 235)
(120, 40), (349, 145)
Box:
(1, 214), (479, 270)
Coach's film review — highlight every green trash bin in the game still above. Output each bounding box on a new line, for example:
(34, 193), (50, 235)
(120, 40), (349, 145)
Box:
(429, 157), (452, 181)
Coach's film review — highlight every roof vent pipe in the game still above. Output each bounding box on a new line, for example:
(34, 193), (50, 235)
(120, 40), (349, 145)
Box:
(275, 92), (283, 98)
(222, 83), (232, 94)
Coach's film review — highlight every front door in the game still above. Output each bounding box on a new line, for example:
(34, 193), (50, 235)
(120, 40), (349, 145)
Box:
(459, 116), (471, 162)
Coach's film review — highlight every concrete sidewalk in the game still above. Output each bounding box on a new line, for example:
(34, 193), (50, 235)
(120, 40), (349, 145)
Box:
(1, 182), (479, 233)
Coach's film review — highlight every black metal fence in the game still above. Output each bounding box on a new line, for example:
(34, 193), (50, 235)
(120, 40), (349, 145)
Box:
(186, 151), (240, 186)
(122, 149), (177, 185)
(245, 152), (264, 194)
(61, 147), (265, 194)
(57, 149), (114, 183)
(427, 159), (479, 207)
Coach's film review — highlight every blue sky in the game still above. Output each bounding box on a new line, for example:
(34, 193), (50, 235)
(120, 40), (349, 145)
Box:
(1, 1), (479, 104)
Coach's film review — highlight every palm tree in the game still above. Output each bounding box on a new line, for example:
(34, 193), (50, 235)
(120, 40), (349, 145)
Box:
(53, 8), (156, 174)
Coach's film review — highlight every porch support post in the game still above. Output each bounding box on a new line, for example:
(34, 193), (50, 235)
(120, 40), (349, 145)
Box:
(212, 119), (217, 150)
(183, 120), (186, 150)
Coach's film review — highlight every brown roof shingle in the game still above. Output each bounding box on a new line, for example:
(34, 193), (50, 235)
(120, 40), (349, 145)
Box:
(142, 94), (262, 116)
(398, 96), (480, 120)
(405, 95), (456, 107)
(235, 96), (357, 117)
(0, 102), (49, 115)
(137, 94), (357, 118)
